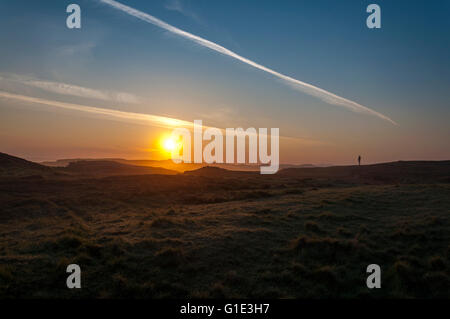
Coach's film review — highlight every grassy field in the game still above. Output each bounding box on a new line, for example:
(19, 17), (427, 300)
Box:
(0, 159), (449, 298)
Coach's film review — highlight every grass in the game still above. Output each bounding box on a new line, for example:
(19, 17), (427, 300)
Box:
(0, 173), (449, 298)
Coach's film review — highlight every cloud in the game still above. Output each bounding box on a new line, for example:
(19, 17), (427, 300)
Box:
(57, 42), (97, 56)
(0, 74), (140, 104)
(0, 91), (190, 129)
(26, 80), (140, 104)
(165, 0), (202, 24)
(0, 90), (320, 145)
(99, 0), (396, 125)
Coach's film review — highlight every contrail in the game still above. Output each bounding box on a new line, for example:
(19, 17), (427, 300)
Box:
(99, 0), (397, 125)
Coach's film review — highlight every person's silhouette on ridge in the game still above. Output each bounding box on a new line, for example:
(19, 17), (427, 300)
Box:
(358, 155), (361, 166)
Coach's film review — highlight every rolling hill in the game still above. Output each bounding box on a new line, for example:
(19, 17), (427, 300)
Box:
(0, 152), (55, 178)
(278, 160), (450, 184)
(0, 153), (178, 178)
(61, 160), (178, 177)
(0, 152), (449, 298)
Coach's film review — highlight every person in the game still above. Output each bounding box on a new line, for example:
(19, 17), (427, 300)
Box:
(358, 155), (361, 166)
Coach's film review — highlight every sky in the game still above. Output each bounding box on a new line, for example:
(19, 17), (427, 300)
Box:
(0, 0), (449, 164)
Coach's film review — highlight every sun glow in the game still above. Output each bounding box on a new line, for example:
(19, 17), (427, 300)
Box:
(161, 136), (182, 154)
(163, 138), (176, 151)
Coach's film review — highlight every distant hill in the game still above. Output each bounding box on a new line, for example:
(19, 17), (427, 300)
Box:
(184, 166), (258, 177)
(0, 153), (178, 178)
(6, 152), (450, 182)
(42, 158), (207, 172)
(61, 160), (178, 177)
(0, 152), (56, 178)
(42, 158), (312, 172)
(279, 163), (316, 169)
(41, 158), (125, 167)
(278, 160), (450, 184)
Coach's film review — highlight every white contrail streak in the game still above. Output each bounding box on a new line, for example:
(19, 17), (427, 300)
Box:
(99, 0), (396, 125)
(0, 91), (192, 129)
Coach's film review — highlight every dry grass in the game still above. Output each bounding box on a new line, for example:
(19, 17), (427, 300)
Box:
(0, 169), (449, 298)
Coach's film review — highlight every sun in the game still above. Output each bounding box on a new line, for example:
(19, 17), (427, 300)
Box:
(162, 137), (179, 152)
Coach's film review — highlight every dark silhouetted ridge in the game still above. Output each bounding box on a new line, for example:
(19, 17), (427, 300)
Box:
(0, 152), (53, 177)
(63, 160), (178, 177)
(278, 160), (450, 184)
(184, 166), (258, 177)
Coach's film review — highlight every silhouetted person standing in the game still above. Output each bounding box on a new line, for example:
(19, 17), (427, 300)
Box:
(358, 155), (361, 166)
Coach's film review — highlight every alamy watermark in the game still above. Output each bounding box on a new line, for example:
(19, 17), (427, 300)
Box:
(66, 4), (81, 29)
(366, 264), (381, 289)
(366, 4), (381, 29)
(169, 120), (279, 175)
(66, 264), (81, 289)
(66, 3), (381, 30)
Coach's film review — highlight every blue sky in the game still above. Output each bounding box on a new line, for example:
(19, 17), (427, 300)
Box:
(0, 0), (449, 163)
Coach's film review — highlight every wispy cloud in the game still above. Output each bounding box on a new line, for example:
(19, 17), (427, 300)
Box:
(0, 74), (140, 104)
(0, 91), (189, 129)
(0, 90), (321, 145)
(99, 0), (397, 125)
(57, 42), (97, 56)
(165, 0), (202, 24)
(26, 79), (140, 104)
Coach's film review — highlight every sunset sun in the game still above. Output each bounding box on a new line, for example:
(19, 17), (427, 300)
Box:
(162, 137), (178, 152)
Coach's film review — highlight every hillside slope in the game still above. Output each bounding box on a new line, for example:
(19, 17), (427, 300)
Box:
(61, 160), (178, 177)
(0, 152), (55, 178)
(0, 153), (179, 178)
(278, 160), (450, 184)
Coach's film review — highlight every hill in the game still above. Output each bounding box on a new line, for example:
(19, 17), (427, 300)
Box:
(61, 160), (178, 177)
(0, 152), (56, 178)
(0, 157), (449, 298)
(4, 152), (450, 182)
(42, 158), (285, 172)
(0, 154), (449, 298)
(184, 166), (258, 177)
(0, 153), (179, 178)
(278, 160), (450, 184)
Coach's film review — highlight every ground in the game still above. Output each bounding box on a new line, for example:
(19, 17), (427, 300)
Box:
(0, 166), (449, 298)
